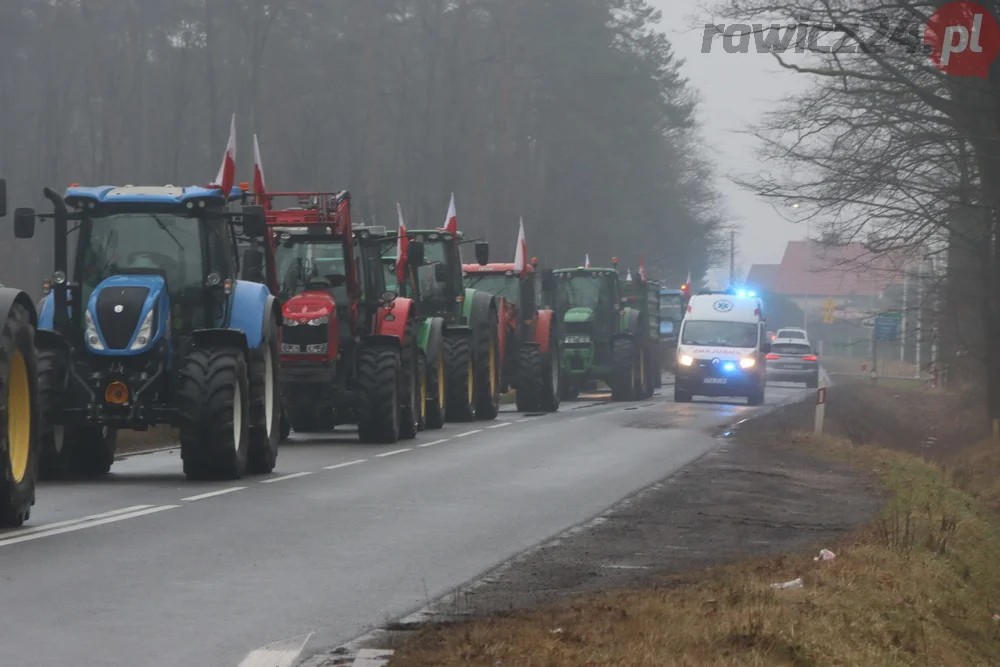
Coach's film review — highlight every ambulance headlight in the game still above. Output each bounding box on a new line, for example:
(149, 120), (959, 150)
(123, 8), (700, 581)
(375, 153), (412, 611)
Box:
(740, 357), (756, 369)
(678, 354), (693, 367)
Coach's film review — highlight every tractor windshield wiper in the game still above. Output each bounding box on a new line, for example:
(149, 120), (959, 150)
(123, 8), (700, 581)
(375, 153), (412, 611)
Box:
(149, 213), (182, 249)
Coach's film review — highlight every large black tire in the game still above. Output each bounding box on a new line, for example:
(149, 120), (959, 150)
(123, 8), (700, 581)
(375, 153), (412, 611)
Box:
(247, 319), (280, 474)
(279, 410), (291, 441)
(610, 337), (638, 402)
(539, 344), (560, 412)
(473, 308), (501, 421)
(72, 427), (117, 478)
(514, 345), (543, 412)
(177, 347), (250, 481)
(652, 350), (663, 389)
(425, 340), (446, 430)
(444, 334), (475, 422)
(399, 316), (420, 440)
(0, 303), (39, 528)
(356, 345), (401, 444)
(635, 347), (655, 400)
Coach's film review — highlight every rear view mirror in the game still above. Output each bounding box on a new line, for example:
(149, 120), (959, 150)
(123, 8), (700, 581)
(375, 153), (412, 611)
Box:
(475, 240), (489, 266)
(13, 208), (35, 239)
(242, 248), (265, 283)
(407, 240), (425, 267)
(0, 179), (7, 218)
(434, 263), (448, 283)
(241, 205), (267, 238)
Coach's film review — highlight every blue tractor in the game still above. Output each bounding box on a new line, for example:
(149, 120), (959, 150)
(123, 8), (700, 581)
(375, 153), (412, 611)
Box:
(12, 184), (282, 480)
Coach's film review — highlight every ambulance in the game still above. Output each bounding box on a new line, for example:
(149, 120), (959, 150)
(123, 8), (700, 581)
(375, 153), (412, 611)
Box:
(674, 291), (771, 405)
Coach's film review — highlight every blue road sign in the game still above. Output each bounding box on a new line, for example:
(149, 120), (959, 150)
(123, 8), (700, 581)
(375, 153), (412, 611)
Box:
(874, 315), (899, 342)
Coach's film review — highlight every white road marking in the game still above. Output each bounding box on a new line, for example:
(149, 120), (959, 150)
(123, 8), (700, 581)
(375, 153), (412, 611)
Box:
(182, 487), (247, 502)
(352, 648), (394, 666)
(487, 422), (511, 429)
(2, 505), (154, 538)
(261, 472), (313, 483)
(323, 459), (367, 470)
(238, 634), (312, 667)
(454, 430), (481, 437)
(515, 418), (531, 423)
(417, 439), (449, 448)
(0, 505), (178, 548)
(376, 448), (411, 458)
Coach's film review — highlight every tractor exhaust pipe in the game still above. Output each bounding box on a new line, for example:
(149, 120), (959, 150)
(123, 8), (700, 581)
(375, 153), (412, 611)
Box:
(43, 187), (71, 335)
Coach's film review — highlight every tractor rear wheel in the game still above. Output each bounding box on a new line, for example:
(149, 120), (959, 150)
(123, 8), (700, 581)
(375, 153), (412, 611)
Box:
(424, 341), (446, 429)
(539, 338), (560, 412)
(72, 427), (117, 478)
(515, 345), (543, 412)
(357, 346), (402, 443)
(399, 316), (420, 440)
(610, 337), (638, 402)
(634, 348), (654, 399)
(177, 347), (250, 481)
(247, 319), (280, 474)
(444, 335), (475, 422)
(0, 303), (39, 528)
(416, 351), (427, 431)
(473, 308), (500, 421)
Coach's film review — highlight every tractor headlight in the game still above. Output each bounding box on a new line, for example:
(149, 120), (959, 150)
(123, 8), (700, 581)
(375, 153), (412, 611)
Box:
(739, 357), (756, 369)
(281, 343), (301, 353)
(308, 316), (329, 326)
(564, 334), (590, 344)
(284, 319), (299, 327)
(678, 354), (693, 367)
(85, 310), (104, 350)
(130, 310), (156, 350)
(306, 344), (328, 353)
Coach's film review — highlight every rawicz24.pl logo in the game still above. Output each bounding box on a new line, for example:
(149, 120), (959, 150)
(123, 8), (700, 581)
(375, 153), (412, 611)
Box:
(703, 1), (1000, 78)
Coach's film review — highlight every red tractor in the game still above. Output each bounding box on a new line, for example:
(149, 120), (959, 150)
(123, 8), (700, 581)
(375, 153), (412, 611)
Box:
(266, 192), (422, 442)
(462, 261), (559, 412)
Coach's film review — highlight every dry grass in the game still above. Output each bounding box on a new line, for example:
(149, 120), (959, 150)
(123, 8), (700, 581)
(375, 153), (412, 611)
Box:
(822, 355), (929, 380)
(390, 434), (1000, 667)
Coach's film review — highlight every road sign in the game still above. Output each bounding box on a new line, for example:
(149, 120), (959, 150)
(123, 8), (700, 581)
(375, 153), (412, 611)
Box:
(822, 297), (835, 324)
(874, 315), (899, 341)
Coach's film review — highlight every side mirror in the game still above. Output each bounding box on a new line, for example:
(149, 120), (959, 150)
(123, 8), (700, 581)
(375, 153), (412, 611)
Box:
(475, 240), (489, 266)
(541, 269), (554, 293)
(242, 248), (265, 283)
(407, 240), (425, 266)
(0, 179), (7, 218)
(241, 205), (267, 238)
(14, 208), (35, 239)
(434, 263), (448, 283)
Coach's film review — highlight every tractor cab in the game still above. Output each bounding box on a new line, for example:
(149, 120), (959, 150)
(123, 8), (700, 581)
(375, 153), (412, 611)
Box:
(405, 230), (488, 322)
(554, 267), (620, 345)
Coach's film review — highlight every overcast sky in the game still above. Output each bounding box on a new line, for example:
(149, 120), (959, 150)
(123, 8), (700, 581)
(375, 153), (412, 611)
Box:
(650, 0), (811, 273)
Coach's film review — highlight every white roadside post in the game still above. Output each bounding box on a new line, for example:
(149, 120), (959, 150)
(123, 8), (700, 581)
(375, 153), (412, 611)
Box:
(814, 375), (826, 435)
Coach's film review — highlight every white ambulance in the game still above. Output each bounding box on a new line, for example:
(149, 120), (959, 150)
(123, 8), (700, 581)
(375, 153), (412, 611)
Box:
(674, 291), (771, 405)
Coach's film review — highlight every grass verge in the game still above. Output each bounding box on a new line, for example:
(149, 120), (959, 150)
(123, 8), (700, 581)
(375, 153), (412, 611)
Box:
(390, 408), (1000, 665)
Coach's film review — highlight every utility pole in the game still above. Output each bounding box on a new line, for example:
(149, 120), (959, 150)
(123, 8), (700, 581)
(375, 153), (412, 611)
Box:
(900, 267), (907, 363)
(729, 230), (735, 288)
(915, 259), (923, 379)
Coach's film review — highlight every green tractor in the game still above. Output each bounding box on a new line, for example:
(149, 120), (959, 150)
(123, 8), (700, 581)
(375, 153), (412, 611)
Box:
(382, 228), (500, 422)
(553, 263), (658, 401)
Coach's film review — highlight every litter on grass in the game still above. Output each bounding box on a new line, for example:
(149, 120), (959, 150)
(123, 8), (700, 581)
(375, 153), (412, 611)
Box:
(814, 549), (836, 561)
(770, 577), (804, 589)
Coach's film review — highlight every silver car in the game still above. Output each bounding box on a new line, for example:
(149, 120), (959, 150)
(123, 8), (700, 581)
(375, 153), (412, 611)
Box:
(765, 339), (819, 387)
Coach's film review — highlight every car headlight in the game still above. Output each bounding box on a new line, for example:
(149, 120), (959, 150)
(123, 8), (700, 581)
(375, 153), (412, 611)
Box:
(85, 310), (104, 350)
(308, 316), (329, 326)
(678, 354), (693, 366)
(564, 334), (590, 344)
(306, 343), (328, 353)
(740, 357), (756, 369)
(130, 310), (155, 350)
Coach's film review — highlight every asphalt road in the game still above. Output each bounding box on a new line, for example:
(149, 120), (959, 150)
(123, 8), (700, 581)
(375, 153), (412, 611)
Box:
(0, 378), (815, 667)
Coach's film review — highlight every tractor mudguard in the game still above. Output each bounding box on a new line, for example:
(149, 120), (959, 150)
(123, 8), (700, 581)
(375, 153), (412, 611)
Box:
(444, 324), (473, 338)
(619, 307), (640, 336)
(468, 290), (496, 328)
(0, 289), (37, 331)
(34, 327), (68, 353)
(532, 309), (555, 354)
(190, 328), (249, 358)
(37, 293), (76, 331)
(420, 317), (446, 361)
(228, 281), (274, 350)
(374, 297), (414, 341)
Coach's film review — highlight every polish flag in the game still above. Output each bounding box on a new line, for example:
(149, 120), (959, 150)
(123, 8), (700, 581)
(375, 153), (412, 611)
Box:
(584, 254), (590, 268)
(396, 203), (409, 284)
(443, 193), (458, 234)
(639, 253), (646, 281)
(513, 218), (527, 277)
(213, 114), (237, 196)
(252, 133), (269, 210)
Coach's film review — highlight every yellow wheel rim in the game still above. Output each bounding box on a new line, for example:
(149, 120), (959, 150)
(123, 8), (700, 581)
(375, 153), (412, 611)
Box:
(488, 340), (497, 395)
(438, 358), (446, 409)
(467, 355), (474, 404)
(7, 350), (31, 484)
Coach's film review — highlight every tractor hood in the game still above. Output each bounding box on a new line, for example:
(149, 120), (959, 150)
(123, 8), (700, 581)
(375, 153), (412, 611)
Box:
(562, 307), (594, 324)
(85, 273), (167, 354)
(282, 291), (336, 323)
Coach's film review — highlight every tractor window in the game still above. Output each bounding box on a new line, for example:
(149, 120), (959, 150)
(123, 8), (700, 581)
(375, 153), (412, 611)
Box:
(556, 274), (612, 311)
(660, 294), (684, 322)
(465, 273), (519, 302)
(77, 213), (205, 304)
(275, 235), (348, 304)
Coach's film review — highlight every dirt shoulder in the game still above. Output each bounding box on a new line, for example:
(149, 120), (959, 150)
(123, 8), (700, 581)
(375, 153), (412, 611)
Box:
(379, 380), (1000, 666)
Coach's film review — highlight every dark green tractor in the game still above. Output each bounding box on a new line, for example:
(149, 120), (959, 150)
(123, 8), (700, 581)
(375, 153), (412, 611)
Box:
(553, 265), (657, 401)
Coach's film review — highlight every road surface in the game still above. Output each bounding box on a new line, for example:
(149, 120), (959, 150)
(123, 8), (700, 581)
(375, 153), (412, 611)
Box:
(0, 380), (814, 667)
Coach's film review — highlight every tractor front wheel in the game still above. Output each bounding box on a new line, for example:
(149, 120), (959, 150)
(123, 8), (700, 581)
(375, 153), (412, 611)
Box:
(0, 303), (39, 528)
(610, 338), (638, 402)
(515, 345), (543, 412)
(425, 342), (446, 429)
(444, 335), (475, 422)
(177, 347), (250, 481)
(473, 309), (501, 421)
(357, 346), (402, 444)
(539, 339), (561, 412)
(399, 317), (420, 440)
(247, 319), (280, 475)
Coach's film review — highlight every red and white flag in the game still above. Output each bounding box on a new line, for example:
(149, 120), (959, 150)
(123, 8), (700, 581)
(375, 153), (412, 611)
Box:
(513, 218), (527, 277)
(584, 254), (590, 268)
(639, 253), (646, 281)
(213, 114), (237, 196)
(252, 133), (269, 210)
(396, 203), (409, 284)
(443, 193), (458, 234)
